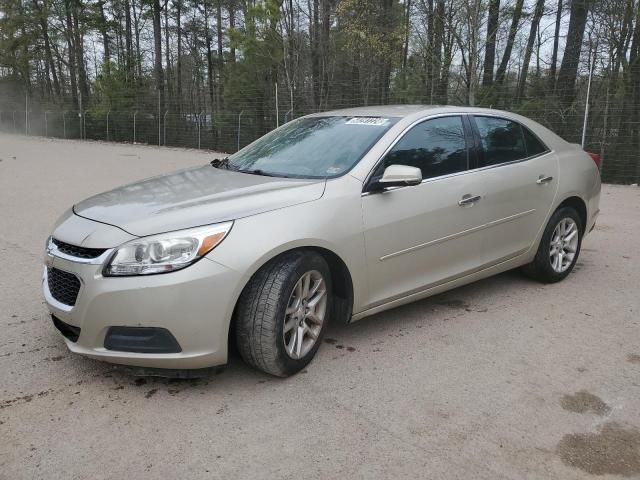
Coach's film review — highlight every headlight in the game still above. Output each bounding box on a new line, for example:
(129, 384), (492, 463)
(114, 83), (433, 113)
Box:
(104, 222), (233, 276)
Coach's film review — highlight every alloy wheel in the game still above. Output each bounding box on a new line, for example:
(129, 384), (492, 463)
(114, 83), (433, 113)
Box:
(549, 218), (579, 273)
(283, 270), (327, 359)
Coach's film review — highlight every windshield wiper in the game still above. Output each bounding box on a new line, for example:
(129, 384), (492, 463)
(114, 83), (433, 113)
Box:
(236, 168), (288, 178)
(210, 157), (230, 169)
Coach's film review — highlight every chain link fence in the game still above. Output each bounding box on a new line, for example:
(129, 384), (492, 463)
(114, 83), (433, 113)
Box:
(0, 108), (269, 153)
(1, 91), (639, 185)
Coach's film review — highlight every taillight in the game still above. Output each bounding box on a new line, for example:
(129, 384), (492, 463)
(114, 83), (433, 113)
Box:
(586, 151), (601, 170)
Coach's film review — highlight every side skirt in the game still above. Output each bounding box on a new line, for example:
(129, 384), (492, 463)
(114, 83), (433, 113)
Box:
(349, 251), (529, 323)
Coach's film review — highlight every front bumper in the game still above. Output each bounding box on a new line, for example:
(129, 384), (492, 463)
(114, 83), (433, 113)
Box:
(43, 253), (242, 369)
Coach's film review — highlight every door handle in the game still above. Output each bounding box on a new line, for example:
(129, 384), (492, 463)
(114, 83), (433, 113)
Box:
(536, 175), (553, 185)
(458, 194), (482, 206)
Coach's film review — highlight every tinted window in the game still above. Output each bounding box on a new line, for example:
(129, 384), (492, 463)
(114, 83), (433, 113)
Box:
(522, 126), (548, 156)
(380, 116), (468, 180)
(475, 116), (527, 166)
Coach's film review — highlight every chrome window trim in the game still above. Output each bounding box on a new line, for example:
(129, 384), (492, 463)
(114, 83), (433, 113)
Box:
(361, 112), (554, 197)
(47, 237), (114, 265)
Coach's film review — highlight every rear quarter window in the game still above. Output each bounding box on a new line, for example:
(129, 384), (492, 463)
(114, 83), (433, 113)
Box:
(521, 126), (549, 157)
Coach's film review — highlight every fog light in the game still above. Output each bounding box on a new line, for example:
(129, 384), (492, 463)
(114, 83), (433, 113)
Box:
(104, 327), (181, 353)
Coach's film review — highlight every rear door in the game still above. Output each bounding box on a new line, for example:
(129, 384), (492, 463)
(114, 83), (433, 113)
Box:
(360, 115), (488, 308)
(470, 115), (559, 265)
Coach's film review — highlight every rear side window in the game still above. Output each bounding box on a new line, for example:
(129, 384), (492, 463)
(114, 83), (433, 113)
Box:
(522, 126), (548, 156)
(474, 116), (527, 166)
(380, 116), (468, 180)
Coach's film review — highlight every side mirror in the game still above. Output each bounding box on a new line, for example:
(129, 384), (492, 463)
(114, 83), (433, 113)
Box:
(371, 164), (422, 191)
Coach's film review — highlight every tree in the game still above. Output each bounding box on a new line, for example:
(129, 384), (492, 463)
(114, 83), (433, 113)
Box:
(482, 0), (499, 87)
(151, 0), (165, 123)
(548, 0), (562, 90)
(557, 0), (592, 108)
(1, 0), (640, 182)
(516, 0), (545, 101)
(495, 0), (525, 86)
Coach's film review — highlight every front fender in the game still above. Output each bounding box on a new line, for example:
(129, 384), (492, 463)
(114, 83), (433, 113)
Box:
(207, 185), (368, 317)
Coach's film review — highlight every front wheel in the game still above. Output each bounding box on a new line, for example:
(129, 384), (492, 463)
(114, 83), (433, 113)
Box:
(523, 206), (583, 283)
(235, 251), (331, 377)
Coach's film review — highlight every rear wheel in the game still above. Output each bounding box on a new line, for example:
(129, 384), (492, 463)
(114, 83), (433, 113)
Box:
(235, 251), (331, 377)
(523, 207), (583, 283)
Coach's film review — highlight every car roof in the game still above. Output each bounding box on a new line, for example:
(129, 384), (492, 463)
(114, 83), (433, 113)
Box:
(308, 105), (441, 118)
(308, 104), (528, 119)
(305, 105), (568, 151)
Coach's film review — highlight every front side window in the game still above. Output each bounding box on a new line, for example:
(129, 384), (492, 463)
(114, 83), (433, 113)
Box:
(226, 116), (398, 178)
(474, 116), (529, 166)
(378, 116), (468, 180)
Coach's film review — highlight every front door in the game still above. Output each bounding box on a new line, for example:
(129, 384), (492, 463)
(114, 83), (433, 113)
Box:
(361, 115), (487, 309)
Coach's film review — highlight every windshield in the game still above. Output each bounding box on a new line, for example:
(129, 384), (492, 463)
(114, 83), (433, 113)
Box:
(226, 116), (398, 178)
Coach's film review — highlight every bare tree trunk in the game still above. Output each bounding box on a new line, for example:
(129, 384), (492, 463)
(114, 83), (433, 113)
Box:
(549, 0), (562, 91)
(536, 26), (542, 77)
(482, 0), (499, 87)
(64, 0), (79, 109)
(379, 0), (393, 104)
(33, 0), (61, 98)
(216, 0), (224, 111)
(615, 0), (634, 73)
(320, 0), (331, 107)
(164, 1), (172, 107)
(18, 0), (31, 93)
(124, 0), (134, 82)
(495, 0), (525, 86)
(98, 0), (111, 73)
(433, 0), (445, 102)
(311, 0), (320, 109)
(425, 0), (434, 100)
(401, 0), (412, 89)
(629, 1), (640, 181)
(204, 0), (215, 113)
(438, 23), (454, 103)
(72, 0), (90, 107)
(557, 0), (592, 108)
(466, 0), (482, 105)
(152, 0), (165, 128)
(229, 1), (236, 63)
(516, 0), (545, 101)
(176, 0), (182, 113)
(132, 0), (142, 79)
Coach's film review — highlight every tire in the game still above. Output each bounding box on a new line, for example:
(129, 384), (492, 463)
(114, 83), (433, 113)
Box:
(235, 250), (332, 377)
(523, 206), (583, 283)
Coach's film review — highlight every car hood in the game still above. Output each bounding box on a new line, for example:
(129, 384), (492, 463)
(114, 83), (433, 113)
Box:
(74, 165), (326, 237)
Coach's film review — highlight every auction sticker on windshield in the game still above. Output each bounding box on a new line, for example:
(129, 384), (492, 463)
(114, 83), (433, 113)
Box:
(345, 117), (390, 126)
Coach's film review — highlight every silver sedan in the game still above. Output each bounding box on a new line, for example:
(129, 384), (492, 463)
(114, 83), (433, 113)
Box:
(43, 106), (601, 377)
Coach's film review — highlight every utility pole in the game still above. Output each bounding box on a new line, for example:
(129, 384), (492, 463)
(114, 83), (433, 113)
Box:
(582, 41), (597, 148)
(158, 90), (161, 146)
(275, 82), (279, 128)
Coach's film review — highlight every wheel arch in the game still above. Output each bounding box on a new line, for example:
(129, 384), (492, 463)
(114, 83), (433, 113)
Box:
(227, 244), (355, 351)
(555, 195), (588, 233)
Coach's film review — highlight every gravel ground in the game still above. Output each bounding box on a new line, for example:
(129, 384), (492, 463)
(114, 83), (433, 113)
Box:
(1, 133), (639, 480)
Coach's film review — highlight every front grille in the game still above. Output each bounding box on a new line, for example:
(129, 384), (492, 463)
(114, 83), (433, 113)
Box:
(47, 267), (81, 306)
(52, 238), (107, 259)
